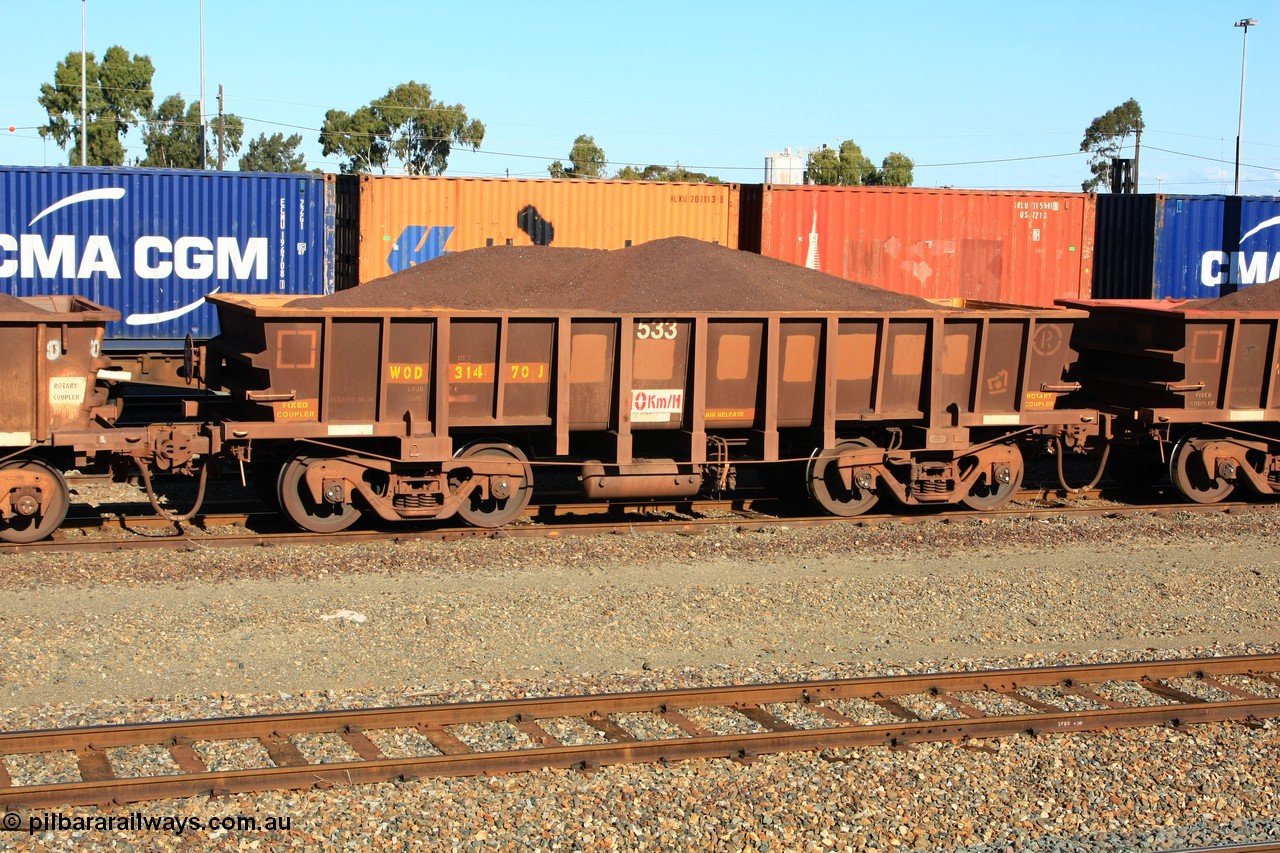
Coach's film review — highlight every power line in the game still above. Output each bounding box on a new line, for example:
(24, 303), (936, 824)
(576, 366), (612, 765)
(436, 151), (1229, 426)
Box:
(914, 151), (1083, 168)
(1142, 144), (1277, 174)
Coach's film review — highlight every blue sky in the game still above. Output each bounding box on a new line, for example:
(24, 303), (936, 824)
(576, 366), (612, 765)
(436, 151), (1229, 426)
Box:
(1, 0), (1277, 194)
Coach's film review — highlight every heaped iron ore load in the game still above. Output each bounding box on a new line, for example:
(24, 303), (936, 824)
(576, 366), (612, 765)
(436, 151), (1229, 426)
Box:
(296, 237), (935, 312)
(1196, 277), (1280, 311)
(201, 238), (1094, 532)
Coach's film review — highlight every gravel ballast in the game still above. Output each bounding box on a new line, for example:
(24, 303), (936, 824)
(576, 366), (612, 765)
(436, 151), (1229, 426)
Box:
(1, 509), (1278, 850)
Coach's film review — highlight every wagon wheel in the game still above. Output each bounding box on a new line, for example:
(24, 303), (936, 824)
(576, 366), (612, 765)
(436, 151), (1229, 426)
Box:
(0, 458), (70, 543)
(959, 444), (1025, 511)
(277, 450), (362, 533)
(453, 444), (533, 528)
(806, 438), (879, 517)
(1169, 429), (1235, 504)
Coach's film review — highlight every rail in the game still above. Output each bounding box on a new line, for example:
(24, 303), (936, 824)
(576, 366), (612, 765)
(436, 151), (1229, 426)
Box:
(1, 654), (1277, 810)
(2, 490), (1271, 555)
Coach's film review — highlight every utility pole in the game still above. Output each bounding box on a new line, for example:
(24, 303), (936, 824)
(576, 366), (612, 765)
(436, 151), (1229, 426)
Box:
(1133, 121), (1142, 192)
(1234, 18), (1259, 195)
(80, 0), (87, 165)
(217, 85), (225, 170)
(199, 0), (207, 169)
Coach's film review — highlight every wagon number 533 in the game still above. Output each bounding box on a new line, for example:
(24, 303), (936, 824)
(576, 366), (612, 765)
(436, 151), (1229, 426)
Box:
(636, 322), (680, 340)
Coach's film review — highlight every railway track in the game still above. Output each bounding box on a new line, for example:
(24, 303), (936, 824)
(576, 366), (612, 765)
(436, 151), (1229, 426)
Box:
(0, 654), (1276, 811)
(3, 486), (1273, 555)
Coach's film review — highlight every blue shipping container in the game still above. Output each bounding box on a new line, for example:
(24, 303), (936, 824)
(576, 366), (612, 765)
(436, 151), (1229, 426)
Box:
(0, 166), (335, 347)
(1093, 194), (1280, 300)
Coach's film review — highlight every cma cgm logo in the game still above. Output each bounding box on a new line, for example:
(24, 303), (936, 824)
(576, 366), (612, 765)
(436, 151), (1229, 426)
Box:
(1201, 215), (1280, 287)
(0, 187), (268, 324)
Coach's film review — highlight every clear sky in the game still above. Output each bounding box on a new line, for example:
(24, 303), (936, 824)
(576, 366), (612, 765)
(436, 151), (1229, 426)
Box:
(2, 0), (1277, 195)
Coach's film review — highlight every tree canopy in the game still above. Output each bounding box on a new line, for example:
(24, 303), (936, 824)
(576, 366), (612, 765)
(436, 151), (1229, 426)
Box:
(1080, 98), (1143, 192)
(138, 94), (243, 169)
(549, 134), (607, 179)
(319, 82), (484, 175)
(239, 132), (308, 173)
(806, 140), (914, 187)
(38, 46), (154, 166)
(614, 163), (721, 183)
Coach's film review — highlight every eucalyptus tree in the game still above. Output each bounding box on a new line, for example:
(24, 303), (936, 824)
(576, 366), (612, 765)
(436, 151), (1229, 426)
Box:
(319, 81), (484, 175)
(1080, 99), (1143, 192)
(38, 45), (155, 165)
(139, 95), (243, 169)
(806, 140), (914, 186)
(239, 133), (308, 173)
(549, 134), (607, 179)
(614, 163), (721, 183)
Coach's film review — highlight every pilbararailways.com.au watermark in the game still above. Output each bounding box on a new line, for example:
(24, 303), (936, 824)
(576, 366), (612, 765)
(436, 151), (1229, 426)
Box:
(4, 811), (293, 836)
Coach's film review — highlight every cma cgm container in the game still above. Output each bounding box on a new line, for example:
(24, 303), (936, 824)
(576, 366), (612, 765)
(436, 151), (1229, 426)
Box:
(343, 176), (739, 286)
(1092, 194), (1280, 300)
(0, 166), (336, 347)
(740, 186), (1095, 307)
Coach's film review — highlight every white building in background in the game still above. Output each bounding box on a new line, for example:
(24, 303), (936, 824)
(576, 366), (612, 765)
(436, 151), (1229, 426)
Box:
(764, 148), (811, 185)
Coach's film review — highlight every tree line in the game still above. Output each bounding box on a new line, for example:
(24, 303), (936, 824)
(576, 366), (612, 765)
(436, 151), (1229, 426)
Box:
(39, 46), (305, 172)
(38, 45), (1140, 189)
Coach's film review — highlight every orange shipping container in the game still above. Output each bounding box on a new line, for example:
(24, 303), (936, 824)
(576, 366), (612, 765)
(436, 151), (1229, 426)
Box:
(345, 176), (739, 285)
(742, 186), (1095, 307)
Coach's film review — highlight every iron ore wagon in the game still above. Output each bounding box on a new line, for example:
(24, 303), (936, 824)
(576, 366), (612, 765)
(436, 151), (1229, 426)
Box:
(1061, 290), (1280, 504)
(197, 239), (1097, 532)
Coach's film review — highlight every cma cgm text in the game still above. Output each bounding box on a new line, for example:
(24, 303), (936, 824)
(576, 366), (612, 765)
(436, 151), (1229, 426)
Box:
(1201, 251), (1280, 287)
(0, 234), (268, 280)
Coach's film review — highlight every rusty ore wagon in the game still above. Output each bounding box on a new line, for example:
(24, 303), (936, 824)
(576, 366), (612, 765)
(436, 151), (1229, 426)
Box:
(199, 294), (1096, 532)
(0, 295), (119, 541)
(1061, 297), (1280, 504)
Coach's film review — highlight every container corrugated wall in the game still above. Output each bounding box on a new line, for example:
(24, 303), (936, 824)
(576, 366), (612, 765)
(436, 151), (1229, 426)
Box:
(0, 166), (336, 346)
(745, 186), (1095, 307)
(350, 176), (740, 285)
(1091, 194), (1159, 299)
(1094, 194), (1280, 300)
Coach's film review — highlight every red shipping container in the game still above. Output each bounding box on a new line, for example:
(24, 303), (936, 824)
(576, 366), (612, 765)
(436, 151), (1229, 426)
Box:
(746, 186), (1095, 307)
